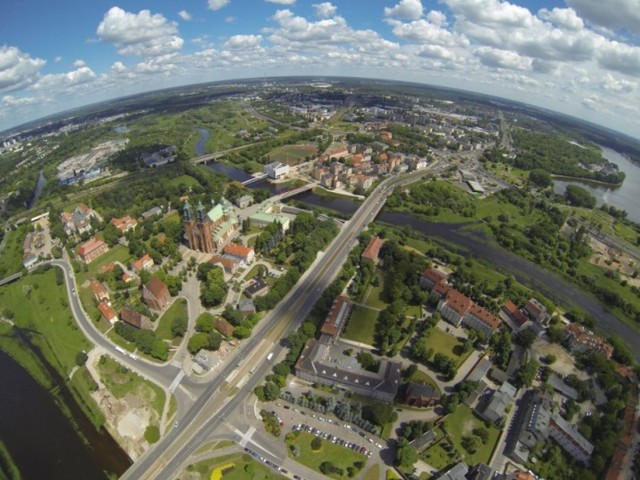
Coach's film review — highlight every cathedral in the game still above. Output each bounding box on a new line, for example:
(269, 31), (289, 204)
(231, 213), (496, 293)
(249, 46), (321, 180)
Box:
(183, 199), (238, 253)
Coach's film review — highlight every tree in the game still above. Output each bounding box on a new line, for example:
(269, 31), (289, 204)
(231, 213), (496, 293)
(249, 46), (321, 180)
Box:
(473, 427), (489, 443)
(565, 185), (596, 208)
(188, 332), (210, 354)
(516, 359), (539, 388)
(311, 436), (322, 451)
(170, 316), (187, 337)
(195, 312), (214, 332)
(462, 435), (481, 454)
(144, 425), (160, 444)
(75, 351), (88, 367)
(395, 439), (418, 468)
(529, 169), (552, 187)
(515, 327), (537, 348)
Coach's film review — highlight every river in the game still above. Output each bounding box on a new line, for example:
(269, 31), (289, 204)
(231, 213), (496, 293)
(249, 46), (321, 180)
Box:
(0, 349), (130, 479)
(553, 147), (640, 223)
(27, 170), (47, 210)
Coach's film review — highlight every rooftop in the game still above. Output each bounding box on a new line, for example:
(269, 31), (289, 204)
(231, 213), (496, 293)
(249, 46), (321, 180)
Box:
(320, 295), (351, 338)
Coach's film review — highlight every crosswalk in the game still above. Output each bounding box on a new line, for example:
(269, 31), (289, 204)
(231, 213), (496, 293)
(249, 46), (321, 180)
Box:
(234, 426), (256, 447)
(168, 370), (185, 393)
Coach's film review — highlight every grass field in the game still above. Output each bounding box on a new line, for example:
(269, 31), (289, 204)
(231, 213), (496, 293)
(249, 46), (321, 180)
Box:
(268, 143), (318, 165)
(183, 453), (285, 480)
(156, 298), (187, 343)
(0, 224), (28, 277)
(76, 244), (133, 286)
(286, 431), (367, 479)
(97, 355), (167, 419)
(422, 328), (471, 368)
(421, 438), (457, 470)
(342, 305), (378, 345)
(406, 369), (441, 395)
(444, 405), (500, 465)
(168, 175), (200, 188)
(362, 271), (389, 310)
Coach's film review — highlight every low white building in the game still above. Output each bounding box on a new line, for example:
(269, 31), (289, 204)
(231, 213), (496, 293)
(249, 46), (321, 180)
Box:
(264, 162), (290, 179)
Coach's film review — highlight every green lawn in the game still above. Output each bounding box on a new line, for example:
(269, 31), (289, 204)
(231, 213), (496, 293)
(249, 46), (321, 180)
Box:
(76, 244), (132, 285)
(422, 328), (471, 368)
(97, 355), (167, 420)
(405, 369), (441, 395)
(444, 405), (500, 465)
(362, 271), (389, 310)
(268, 143), (318, 165)
(362, 464), (380, 480)
(421, 439), (458, 470)
(0, 223), (28, 277)
(286, 431), (367, 479)
(156, 298), (187, 342)
(342, 305), (378, 345)
(184, 453), (285, 480)
(168, 175), (200, 188)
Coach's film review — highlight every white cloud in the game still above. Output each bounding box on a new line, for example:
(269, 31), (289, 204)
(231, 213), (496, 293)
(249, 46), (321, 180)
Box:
(225, 16), (236, 23)
(178, 10), (192, 21)
(111, 61), (127, 73)
(208, 0), (230, 10)
(538, 8), (584, 32)
(387, 18), (468, 47)
(417, 45), (456, 61)
(73, 59), (86, 68)
(223, 34), (263, 50)
(32, 66), (96, 90)
(0, 46), (46, 91)
(313, 2), (337, 18)
(426, 11), (447, 26)
(384, 0), (424, 21)
(597, 41), (640, 75)
(567, 0), (640, 34)
(97, 7), (184, 57)
(2, 95), (39, 107)
(475, 46), (530, 70)
(54, 56), (62, 63)
(266, 0), (297, 4)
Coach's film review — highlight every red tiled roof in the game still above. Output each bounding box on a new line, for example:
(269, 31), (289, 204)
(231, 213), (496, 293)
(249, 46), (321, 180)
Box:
(421, 268), (447, 286)
(504, 301), (530, 326)
(120, 306), (149, 329)
(215, 318), (235, 337)
(321, 295), (351, 337)
(146, 277), (169, 300)
(91, 280), (108, 298)
(98, 301), (117, 321)
(433, 282), (450, 297)
(224, 243), (254, 259)
(99, 263), (115, 274)
(444, 289), (473, 316)
(110, 215), (137, 232)
(469, 304), (501, 330)
(77, 238), (106, 256)
(362, 236), (384, 261)
(209, 254), (238, 272)
(133, 254), (153, 271)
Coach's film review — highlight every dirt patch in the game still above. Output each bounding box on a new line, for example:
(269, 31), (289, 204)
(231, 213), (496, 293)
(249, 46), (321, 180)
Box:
(530, 338), (588, 380)
(589, 236), (640, 287)
(461, 420), (475, 436)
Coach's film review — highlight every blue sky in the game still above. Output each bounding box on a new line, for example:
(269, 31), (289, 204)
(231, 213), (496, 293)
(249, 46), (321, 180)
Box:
(1, 0), (640, 137)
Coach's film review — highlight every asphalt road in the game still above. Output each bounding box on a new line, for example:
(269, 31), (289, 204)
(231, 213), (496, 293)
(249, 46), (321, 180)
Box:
(120, 168), (433, 480)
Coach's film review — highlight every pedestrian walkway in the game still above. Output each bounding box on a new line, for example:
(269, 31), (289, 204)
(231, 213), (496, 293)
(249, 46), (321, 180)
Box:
(234, 426), (256, 448)
(169, 370), (185, 393)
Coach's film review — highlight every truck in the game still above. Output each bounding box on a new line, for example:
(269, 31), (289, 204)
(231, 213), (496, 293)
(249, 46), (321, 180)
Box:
(115, 346), (126, 354)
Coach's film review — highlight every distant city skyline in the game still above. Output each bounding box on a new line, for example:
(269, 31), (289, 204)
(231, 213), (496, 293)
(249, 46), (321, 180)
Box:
(1, 0), (639, 138)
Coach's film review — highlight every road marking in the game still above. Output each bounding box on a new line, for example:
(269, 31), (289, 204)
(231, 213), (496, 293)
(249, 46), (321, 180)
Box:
(168, 370), (185, 393)
(234, 426), (256, 447)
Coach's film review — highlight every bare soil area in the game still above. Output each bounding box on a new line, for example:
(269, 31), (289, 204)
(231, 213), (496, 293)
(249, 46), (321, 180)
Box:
(589, 236), (640, 287)
(530, 338), (588, 380)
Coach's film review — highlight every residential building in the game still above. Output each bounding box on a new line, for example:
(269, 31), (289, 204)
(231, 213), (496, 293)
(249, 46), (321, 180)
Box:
(468, 464), (495, 480)
(235, 194), (253, 208)
(502, 300), (531, 330)
(90, 280), (110, 304)
(264, 161), (290, 179)
(98, 301), (118, 324)
(142, 277), (170, 311)
(481, 382), (517, 423)
(294, 339), (402, 403)
(140, 206), (163, 220)
(133, 254), (154, 272)
(61, 203), (97, 236)
(547, 374), (578, 401)
(320, 295), (351, 340)
(438, 288), (473, 326)
(361, 236), (384, 263)
(142, 145), (176, 167)
(209, 254), (240, 274)
(183, 200), (238, 253)
(120, 306), (151, 329)
(215, 318), (235, 338)
(463, 304), (501, 337)
(439, 462), (469, 480)
(77, 237), (108, 263)
(524, 298), (550, 325)
(245, 278), (269, 298)
(355, 174), (374, 190)
(419, 268), (447, 290)
(223, 243), (255, 265)
(564, 323), (614, 359)
(110, 215), (137, 233)
(403, 382), (440, 407)
(238, 299), (256, 315)
(547, 412), (593, 464)
(122, 272), (134, 283)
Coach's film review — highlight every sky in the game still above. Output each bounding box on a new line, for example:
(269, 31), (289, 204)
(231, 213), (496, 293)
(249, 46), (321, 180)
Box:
(1, 0), (640, 138)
